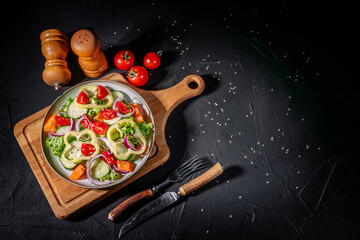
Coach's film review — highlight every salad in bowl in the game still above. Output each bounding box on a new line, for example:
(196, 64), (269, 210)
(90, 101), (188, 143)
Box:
(42, 81), (154, 188)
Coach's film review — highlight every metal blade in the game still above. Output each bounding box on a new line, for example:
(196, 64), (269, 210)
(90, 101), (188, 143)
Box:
(119, 191), (179, 238)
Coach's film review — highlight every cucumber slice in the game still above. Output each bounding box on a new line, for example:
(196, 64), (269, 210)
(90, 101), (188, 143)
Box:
(68, 102), (88, 118)
(60, 157), (77, 169)
(111, 90), (124, 99)
(103, 116), (121, 125)
(90, 158), (110, 179)
(55, 126), (71, 135)
(117, 143), (128, 156)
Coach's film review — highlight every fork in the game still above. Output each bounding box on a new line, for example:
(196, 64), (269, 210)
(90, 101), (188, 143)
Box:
(108, 153), (210, 221)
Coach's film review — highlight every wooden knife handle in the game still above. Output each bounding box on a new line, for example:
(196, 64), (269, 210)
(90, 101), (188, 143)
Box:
(179, 163), (223, 196)
(108, 189), (153, 221)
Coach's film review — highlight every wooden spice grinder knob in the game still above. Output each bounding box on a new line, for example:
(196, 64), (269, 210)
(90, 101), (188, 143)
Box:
(40, 29), (71, 91)
(70, 29), (108, 78)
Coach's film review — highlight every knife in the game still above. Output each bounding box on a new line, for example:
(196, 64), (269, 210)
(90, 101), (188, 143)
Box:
(118, 163), (223, 238)
(108, 154), (210, 221)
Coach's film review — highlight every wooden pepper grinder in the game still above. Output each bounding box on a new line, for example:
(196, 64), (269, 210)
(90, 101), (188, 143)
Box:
(70, 29), (108, 78)
(40, 29), (71, 91)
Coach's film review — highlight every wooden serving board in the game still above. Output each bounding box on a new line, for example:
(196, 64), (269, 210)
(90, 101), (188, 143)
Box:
(13, 72), (204, 219)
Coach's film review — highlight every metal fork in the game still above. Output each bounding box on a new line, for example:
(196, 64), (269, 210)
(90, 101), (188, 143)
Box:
(108, 153), (210, 221)
(152, 153), (210, 192)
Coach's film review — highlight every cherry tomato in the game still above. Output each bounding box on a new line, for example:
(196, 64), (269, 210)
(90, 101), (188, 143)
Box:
(97, 85), (108, 100)
(114, 50), (135, 70)
(143, 51), (161, 69)
(127, 66), (149, 87)
(99, 109), (116, 120)
(91, 121), (108, 135)
(54, 115), (71, 126)
(77, 91), (89, 104)
(101, 151), (117, 165)
(80, 114), (92, 129)
(81, 143), (96, 156)
(116, 101), (130, 113)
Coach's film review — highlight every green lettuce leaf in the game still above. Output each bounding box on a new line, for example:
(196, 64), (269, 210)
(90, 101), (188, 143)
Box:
(60, 97), (74, 113)
(120, 122), (136, 136)
(137, 122), (153, 139)
(45, 136), (66, 158)
(99, 169), (121, 182)
(87, 108), (101, 118)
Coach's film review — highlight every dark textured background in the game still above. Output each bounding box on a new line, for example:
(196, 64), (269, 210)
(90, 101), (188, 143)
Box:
(0, 1), (358, 239)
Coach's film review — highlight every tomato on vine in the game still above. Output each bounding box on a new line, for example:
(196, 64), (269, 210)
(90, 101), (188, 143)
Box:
(114, 50), (135, 70)
(126, 66), (149, 86)
(143, 51), (162, 69)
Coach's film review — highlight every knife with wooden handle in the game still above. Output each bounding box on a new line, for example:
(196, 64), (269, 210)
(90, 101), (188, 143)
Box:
(109, 153), (210, 221)
(118, 163), (223, 238)
(108, 189), (153, 221)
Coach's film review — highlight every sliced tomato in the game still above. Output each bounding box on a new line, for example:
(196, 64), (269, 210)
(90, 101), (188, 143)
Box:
(80, 114), (92, 129)
(97, 85), (108, 100)
(81, 143), (96, 156)
(116, 101), (130, 114)
(77, 91), (89, 104)
(101, 151), (117, 165)
(91, 121), (108, 135)
(80, 119), (91, 130)
(54, 115), (71, 126)
(99, 109), (116, 120)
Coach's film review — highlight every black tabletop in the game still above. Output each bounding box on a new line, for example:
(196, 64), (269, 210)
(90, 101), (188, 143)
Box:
(0, 1), (358, 239)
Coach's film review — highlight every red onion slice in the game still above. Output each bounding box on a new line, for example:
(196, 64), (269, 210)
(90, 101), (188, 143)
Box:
(86, 154), (114, 186)
(112, 97), (135, 118)
(97, 137), (113, 154)
(123, 134), (144, 151)
(49, 112), (75, 137)
(112, 164), (130, 174)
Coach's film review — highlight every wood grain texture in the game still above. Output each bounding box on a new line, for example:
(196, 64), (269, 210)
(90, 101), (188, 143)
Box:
(70, 29), (108, 78)
(108, 189), (153, 221)
(13, 72), (204, 219)
(40, 29), (71, 90)
(179, 163), (223, 196)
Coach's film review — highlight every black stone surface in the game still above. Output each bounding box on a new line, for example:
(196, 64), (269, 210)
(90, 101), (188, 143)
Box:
(0, 1), (358, 239)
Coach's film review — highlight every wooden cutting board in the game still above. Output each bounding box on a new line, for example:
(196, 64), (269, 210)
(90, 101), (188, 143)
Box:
(13, 72), (205, 219)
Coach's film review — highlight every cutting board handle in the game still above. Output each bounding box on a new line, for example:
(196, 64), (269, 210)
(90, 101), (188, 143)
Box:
(154, 74), (205, 113)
